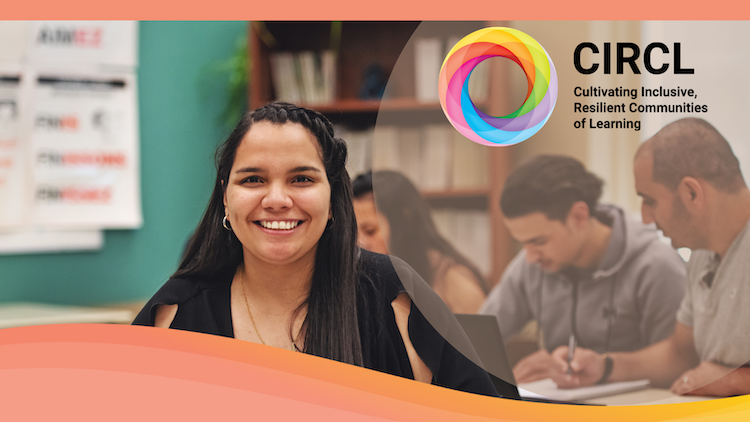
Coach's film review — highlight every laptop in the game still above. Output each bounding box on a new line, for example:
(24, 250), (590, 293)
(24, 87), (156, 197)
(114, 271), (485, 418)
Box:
(455, 314), (620, 405)
(453, 313), (521, 399)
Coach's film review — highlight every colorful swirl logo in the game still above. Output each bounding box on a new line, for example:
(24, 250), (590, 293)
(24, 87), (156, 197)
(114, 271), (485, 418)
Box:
(439, 27), (558, 146)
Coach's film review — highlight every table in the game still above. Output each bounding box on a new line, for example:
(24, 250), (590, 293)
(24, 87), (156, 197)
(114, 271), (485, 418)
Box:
(583, 387), (716, 405)
(0, 302), (135, 328)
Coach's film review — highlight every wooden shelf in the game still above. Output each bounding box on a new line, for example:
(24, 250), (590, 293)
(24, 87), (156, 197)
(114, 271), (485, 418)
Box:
(295, 98), (444, 114)
(249, 21), (421, 111)
(423, 189), (490, 210)
(422, 188), (490, 198)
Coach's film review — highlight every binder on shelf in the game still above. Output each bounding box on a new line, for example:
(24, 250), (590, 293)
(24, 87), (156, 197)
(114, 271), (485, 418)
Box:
(270, 50), (336, 105)
(337, 125), (373, 179)
(414, 37), (442, 103)
(398, 126), (422, 190)
(298, 51), (319, 104)
(320, 50), (336, 104)
(421, 124), (453, 191)
(270, 52), (300, 103)
(372, 125), (401, 172)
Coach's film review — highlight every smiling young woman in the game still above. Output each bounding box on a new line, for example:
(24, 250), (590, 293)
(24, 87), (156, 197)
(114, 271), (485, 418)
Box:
(133, 102), (499, 398)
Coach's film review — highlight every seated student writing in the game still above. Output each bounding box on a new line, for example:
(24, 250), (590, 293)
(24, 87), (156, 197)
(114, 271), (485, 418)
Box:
(481, 155), (686, 384)
(352, 170), (488, 313)
(133, 102), (497, 397)
(551, 118), (750, 397)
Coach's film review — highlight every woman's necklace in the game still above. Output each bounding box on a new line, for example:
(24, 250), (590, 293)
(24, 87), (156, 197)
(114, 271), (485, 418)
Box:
(239, 272), (305, 352)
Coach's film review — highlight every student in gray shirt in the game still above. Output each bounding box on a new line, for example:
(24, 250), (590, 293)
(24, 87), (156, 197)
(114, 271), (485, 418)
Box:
(553, 118), (750, 397)
(481, 155), (686, 384)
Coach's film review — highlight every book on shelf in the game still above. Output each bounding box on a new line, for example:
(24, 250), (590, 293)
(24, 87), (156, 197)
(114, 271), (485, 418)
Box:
(372, 124), (487, 191)
(269, 52), (297, 103)
(321, 51), (336, 104)
(372, 125), (401, 173)
(335, 125), (373, 179)
(420, 124), (453, 191)
(414, 37), (442, 103)
(398, 126), (422, 189)
(297, 51), (318, 104)
(270, 50), (336, 105)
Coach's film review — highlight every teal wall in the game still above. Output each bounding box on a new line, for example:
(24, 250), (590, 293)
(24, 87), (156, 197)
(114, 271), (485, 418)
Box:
(0, 21), (247, 305)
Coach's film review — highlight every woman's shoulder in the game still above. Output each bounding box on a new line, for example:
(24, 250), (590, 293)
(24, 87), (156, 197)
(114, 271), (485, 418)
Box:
(427, 251), (481, 287)
(358, 249), (404, 294)
(153, 274), (229, 304)
(359, 248), (396, 273)
(358, 248), (442, 304)
(132, 272), (232, 327)
(426, 250), (486, 313)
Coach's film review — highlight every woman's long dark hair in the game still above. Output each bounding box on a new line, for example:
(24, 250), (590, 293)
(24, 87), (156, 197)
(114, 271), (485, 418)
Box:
(352, 170), (489, 294)
(175, 102), (363, 366)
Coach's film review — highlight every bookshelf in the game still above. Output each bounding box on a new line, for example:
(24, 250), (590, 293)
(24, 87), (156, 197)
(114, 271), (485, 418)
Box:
(248, 21), (514, 287)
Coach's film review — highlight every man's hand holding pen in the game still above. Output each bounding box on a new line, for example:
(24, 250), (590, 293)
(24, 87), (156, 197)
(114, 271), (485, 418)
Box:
(550, 345), (606, 388)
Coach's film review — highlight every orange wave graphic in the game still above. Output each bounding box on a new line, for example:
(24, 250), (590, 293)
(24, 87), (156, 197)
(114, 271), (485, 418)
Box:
(0, 324), (748, 421)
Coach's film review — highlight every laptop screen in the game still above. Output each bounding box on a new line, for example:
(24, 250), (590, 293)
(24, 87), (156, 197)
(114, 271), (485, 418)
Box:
(454, 313), (520, 400)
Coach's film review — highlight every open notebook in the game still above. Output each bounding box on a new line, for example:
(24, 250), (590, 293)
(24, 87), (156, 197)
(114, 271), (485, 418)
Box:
(519, 378), (650, 402)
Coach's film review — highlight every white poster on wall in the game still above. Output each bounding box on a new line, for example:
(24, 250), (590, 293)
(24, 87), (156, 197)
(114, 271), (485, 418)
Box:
(29, 68), (141, 229)
(26, 21), (138, 68)
(0, 22), (30, 64)
(0, 21), (139, 254)
(0, 67), (28, 229)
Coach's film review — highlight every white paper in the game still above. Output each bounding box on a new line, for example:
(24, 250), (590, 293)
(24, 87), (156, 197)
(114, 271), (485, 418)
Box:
(0, 67), (28, 228)
(0, 22), (31, 63)
(519, 378), (651, 402)
(0, 21), (139, 254)
(28, 68), (141, 229)
(26, 21), (138, 68)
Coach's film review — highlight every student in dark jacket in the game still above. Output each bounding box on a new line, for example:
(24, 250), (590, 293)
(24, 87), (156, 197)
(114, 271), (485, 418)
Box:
(134, 101), (498, 397)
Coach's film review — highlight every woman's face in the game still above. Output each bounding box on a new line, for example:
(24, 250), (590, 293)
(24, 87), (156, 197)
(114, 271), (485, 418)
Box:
(223, 121), (331, 267)
(352, 193), (390, 254)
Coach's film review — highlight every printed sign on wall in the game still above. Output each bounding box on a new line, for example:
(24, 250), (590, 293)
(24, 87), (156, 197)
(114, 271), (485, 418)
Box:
(30, 70), (140, 228)
(0, 21), (140, 253)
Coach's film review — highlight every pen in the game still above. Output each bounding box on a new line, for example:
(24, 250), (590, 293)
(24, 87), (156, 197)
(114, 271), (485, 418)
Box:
(566, 333), (577, 376)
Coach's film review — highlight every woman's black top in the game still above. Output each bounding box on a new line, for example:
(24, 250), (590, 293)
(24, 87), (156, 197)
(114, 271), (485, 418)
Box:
(133, 250), (498, 397)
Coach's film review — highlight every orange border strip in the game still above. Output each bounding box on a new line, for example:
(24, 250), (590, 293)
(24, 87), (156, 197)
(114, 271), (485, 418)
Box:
(2, 325), (749, 421)
(1, 0), (748, 20)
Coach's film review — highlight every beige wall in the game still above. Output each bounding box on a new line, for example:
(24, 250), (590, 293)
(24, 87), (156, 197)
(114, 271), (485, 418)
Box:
(503, 21), (643, 214)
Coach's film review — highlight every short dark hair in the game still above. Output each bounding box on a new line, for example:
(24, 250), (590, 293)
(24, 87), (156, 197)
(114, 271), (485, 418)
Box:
(500, 155), (603, 221)
(637, 118), (746, 193)
(177, 101), (363, 366)
(352, 171), (373, 198)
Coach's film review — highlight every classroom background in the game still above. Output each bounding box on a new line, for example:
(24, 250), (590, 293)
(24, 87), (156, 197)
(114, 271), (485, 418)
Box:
(0, 20), (746, 315)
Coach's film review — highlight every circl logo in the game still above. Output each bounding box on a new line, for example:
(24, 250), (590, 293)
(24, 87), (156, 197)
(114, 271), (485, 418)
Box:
(439, 27), (558, 146)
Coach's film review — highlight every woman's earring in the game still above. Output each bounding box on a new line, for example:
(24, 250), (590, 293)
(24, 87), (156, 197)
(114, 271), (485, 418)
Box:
(222, 215), (232, 231)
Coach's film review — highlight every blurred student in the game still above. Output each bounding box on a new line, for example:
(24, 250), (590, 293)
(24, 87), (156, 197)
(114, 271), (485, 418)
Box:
(481, 155), (686, 383)
(552, 118), (750, 397)
(352, 170), (488, 313)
